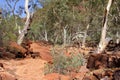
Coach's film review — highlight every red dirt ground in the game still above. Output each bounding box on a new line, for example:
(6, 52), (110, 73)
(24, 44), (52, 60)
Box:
(0, 41), (90, 80)
(1, 59), (46, 80)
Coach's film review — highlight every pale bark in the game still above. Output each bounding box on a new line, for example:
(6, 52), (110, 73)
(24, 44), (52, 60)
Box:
(44, 29), (48, 41)
(73, 6), (75, 19)
(63, 26), (67, 46)
(17, 0), (30, 45)
(82, 24), (89, 48)
(44, 23), (48, 41)
(116, 32), (119, 44)
(97, 0), (113, 53)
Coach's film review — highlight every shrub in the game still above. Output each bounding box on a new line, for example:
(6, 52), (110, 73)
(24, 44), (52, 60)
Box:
(44, 51), (86, 74)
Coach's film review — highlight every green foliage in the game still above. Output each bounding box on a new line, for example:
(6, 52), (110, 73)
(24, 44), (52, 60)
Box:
(30, 0), (108, 44)
(0, 16), (23, 46)
(107, 0), (120, 39)
(44, 52), (86, 74)
(1, 0), (120, 46)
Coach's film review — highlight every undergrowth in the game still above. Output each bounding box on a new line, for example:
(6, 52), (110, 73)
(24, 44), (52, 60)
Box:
(44, 50), (86, 75)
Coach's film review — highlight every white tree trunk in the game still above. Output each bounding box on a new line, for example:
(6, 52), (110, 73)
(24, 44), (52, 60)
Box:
(63, 27), (67, 46)
(97, 0), (113, 53)
(44, 28), (48, 41)
(82, 24), (89, 48)
(44, 23), (48, 41)
(116, 31), (119, 44)
(63, 25), (68, 46)
(17, 0), (30, 45)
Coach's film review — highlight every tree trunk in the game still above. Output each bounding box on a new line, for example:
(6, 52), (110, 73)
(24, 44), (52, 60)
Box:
(97, 0), (113, 53)
(116, 31), (119, 44)
(63, 26), (67, 46)
(82, 24), (89, 48)
(0, 32), (3, 47)
(44, 23), (48, 41)
(44, 29), (48, 41)
(17, 0), (30, 45)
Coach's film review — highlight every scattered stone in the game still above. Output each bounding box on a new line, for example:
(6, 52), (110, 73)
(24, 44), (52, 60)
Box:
(83, 75), (99, 80)
(8, 41), (27, 54)
(0, 52), (16, 59)
(113, 70), (120, 80)
(101, 76), (109, 80)
(31, 52), (40, 59)
(0, 63), (4, 68)
(87, 53), (120, 69)
(43, 73), (70, 80)
(104, 70), (113, 79)
(7, 41), (27, 58)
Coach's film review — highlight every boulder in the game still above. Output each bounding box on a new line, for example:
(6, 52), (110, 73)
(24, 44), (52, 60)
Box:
(113, 70), (120, 80)
(7, 41), (27, 58)
(87, 53), (120, 69)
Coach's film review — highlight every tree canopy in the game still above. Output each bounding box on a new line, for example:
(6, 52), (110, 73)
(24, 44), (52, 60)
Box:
(0, 0), (120, 46)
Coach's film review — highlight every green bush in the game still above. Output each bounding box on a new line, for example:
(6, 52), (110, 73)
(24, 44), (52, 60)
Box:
(44, 51), (86, 74)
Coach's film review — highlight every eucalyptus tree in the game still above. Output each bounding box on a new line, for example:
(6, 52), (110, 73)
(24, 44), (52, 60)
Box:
(97, 0), (113, 53)
(25, 0), (119, 47)
(17, 0), (31, 45)
(107, 0), (120, 43)
(0, 0), (42, 45)
(31, 0), (82, 44)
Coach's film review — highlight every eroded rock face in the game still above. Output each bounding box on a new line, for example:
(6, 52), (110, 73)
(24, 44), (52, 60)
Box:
(106, 40), (120, 51)
(87, 53), (120, 69)
(86, 53), (120, 80)
(87, 54), (108, 69)
(28, 42), (53, 62)
(7, 41), (27, 58)
(113, 70), (120, 80)
(8, 41), (27, 54)
(83, 69), (116, 80)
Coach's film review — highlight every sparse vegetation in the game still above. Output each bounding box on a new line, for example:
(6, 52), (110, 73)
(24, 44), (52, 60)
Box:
(45, 50), (86, 74)
(0, 0), (120, 80)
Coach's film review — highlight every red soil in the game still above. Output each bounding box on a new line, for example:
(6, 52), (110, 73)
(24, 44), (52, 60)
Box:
(0, 41), (90, 80)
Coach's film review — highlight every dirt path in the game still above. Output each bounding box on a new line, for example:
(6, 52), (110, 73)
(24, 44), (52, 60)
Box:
(0, 41), (92, 80)
(1, 58), (46, 80)
(0, 41), (53, 80)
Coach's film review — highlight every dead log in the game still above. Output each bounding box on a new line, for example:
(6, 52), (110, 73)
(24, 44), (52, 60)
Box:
(87, 53), (120, 69)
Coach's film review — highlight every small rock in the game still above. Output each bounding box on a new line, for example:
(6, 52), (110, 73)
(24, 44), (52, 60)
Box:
(0, 63), (4, 68)
(43, 73), (70, 80)
(113, 70), (120, 80)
